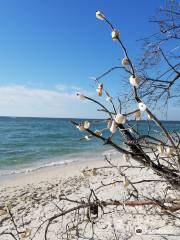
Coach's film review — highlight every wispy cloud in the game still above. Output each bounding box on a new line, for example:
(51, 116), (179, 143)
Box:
(0, 85), (102, 118)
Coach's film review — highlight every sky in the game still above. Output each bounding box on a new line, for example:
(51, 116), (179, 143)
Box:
(0, 0), (178, 119)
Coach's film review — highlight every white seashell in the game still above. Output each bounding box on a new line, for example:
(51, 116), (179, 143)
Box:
(122, 153), (130, 161)
(96, 10), (105, 20)
(157, 145), (164, 155)
(76, 124), (85, 131)
(94, 130), (102, 136)
(138, 102), (147, 112)
(123, 177), (130, 188)
(114, 113), (126, 124)
(165, 147), (173, 156)
(85, 135), (90, 141)
(83, 121), (90, 129)
(76, 92), (86, 100)
(21, 228), (31, 238)
(111, 29), (119, 40)
(107, 119), (112, 129)
(96, 88), (103, 96)
(129, 76), (139, 87)
(134, 111), (141, 120)
(110, 120), (117, 133)
(96, 83), (103, 96)
(106, 96), (112, 102)
(122, 57), (129, 65)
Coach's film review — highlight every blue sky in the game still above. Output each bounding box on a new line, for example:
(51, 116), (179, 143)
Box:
(0, 0), (178, 119)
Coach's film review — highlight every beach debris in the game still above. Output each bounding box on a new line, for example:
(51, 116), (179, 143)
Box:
(106, 92), (112, 102)
(134, 111), (141, 120)
(129, 75), (140, 87)
(111, 29), (120, 40)
(4, 201), (12, 213)
(83, 120), (90, 129)
(96, 83), (103, 96)
(76, 124), (85, 131)
(110, 120), (117, 133)
(157, 144), (164, 155)
(138, 102), (147, 112)
(0, 208), (7, 216)
(122, 57), (130, 66)
(94, 130), (102, 136)
(165, 146), (174, 156)
(21, 228), (31, 239)
(81, 168), (97, 177)
(114, 113), (126, 124)
(96, 10), (105, 20)
(123, 177), (130, 188)
(122, 153), (130, 162)
(76, 92), (86, 100)
(135, 228), (143, 235)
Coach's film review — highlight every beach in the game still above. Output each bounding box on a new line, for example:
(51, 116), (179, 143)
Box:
(1, 155), (180, 240)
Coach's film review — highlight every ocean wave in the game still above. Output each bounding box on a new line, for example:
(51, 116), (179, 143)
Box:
(0, 158), (77, 177)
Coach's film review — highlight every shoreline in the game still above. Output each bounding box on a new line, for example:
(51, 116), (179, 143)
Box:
(1, 154), (180, 239)
(0, 156), (109, 187)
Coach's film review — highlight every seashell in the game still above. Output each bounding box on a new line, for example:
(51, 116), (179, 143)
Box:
(21, 228), (31, 238)
(129, 75), (140, 87)
(94, 130), (102, 136)
(122, 57), (130, 65)
(122, 153), (130, 161)
(134, 111), (141, 120)
(138, 102), (147, 112)
(76, 124), (85, 131)
(83, 121), (90, 129)
(157, 145), (164, 155)
(114, 113), (126, 124)
(111, 29), (120, 40)
(76, 92), (86, 100)
(96, 83), (103, 96)
(123, 177), (130, 188)
(165, 147), (174, 156)
(85, 135), (90, 141)
(110, 120), (117, 133)
(106, 96), (112, 102)
(91, 168), (97, 176)
(107, 119), (113, 129)
(96, 10), (105, 20)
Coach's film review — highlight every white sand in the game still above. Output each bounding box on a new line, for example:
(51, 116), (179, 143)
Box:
(0, 156), (180, 240)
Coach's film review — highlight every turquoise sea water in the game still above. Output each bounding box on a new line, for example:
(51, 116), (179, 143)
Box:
(0, 117), (180, 178)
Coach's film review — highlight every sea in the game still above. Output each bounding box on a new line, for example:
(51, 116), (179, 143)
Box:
(0, 117), (180, 179)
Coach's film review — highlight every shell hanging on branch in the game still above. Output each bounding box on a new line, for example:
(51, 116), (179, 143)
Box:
(114, 113), (126, 124)
(76, 92), (86, 100)
(96, 83), (103, 96)
(165, 147), (174, 156)
(138, 102), (147, 112)
(123, 153), (130, 161)
(83, 121), (90, 129)
(157, 144), (164, 155)
(96, 10), (105, 20)
(122, 57), (130, 65)
(111, 29), (120, 40)
(110, 120), (117, 133)
(129, 75), (140, 87)
(134, 111), (141, 121)
(94, 130), (102, 136)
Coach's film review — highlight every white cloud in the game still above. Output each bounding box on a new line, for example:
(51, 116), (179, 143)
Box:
(0, 85), (104, 118)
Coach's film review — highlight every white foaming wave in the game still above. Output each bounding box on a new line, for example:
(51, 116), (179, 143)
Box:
(0, 159), (77, 177)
